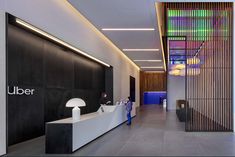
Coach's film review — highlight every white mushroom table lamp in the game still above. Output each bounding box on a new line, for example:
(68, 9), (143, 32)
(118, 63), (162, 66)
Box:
(66, 98), (86, 122)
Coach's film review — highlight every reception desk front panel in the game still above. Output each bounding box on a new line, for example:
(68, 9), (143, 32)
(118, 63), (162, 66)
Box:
(46, 104), (136, 154)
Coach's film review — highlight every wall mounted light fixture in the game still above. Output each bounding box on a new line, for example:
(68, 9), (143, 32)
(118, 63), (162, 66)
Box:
(102, 28), (155, 31)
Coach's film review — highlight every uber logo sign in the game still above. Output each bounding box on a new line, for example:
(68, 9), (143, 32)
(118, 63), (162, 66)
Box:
(8, 86), (35, 95)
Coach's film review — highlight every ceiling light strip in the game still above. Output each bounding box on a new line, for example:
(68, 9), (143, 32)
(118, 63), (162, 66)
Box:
(134, 60), (162, 62)
(123, 49), (159, 52)
(155, 2), (167, 71)
(144, 71), (165, 73)
(102, 28), (155, 31)
(16, 18), (110, 67)
(141, 66), (163, 69)
(65, 1), (139, 70)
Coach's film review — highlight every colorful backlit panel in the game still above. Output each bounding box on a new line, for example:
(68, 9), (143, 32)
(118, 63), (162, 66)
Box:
(167, 9), (229, 40)
(165, 2), (233, 131)
(167, 7), (230, 76)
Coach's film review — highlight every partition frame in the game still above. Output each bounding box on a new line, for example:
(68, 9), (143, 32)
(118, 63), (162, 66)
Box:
(165, 2), (233, 132)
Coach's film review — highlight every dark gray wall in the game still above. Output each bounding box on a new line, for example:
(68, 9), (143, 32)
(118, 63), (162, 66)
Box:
(7, 19), (109, 145)
(130, 76), (135, 102)
(105, 67), (113, 104)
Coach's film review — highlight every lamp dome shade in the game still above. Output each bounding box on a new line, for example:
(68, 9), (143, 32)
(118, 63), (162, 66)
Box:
(66, 98), (86, 107)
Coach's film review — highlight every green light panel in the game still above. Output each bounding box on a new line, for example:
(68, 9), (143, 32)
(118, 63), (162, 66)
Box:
(167, 9), (229, 40)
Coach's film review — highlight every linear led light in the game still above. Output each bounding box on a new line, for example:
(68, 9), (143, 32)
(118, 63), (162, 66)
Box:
(65, 1), (139, 71)
(16, 18), (110, 67)
(134, 60), (162, 62)
(145, 71), (165, 73)
(123, 49), (159, 52)
(141, 66), (163, 69)
(155, 2), (167, 72)
(102, 28), (155, 31)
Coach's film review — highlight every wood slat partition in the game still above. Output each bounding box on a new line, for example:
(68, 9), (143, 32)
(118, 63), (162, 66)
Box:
(165, 2), (233, 131)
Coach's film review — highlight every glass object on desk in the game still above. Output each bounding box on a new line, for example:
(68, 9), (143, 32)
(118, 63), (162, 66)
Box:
(119, 99), (126, 105)
(101, 106), (104, 112)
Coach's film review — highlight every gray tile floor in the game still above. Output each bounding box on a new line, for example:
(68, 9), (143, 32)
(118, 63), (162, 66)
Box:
(6, 105), (235, 156)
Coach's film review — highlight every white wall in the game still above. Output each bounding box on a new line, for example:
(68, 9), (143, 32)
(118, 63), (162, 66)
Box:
(0, 11), (6, 156)
(0, 0), (140, 153)
(167, 75), (185, 110)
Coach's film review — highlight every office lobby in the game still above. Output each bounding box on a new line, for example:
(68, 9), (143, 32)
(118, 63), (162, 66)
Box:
(0, 0), (235, 156)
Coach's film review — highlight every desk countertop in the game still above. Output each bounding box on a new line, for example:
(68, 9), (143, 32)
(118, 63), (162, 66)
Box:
(47, 104), (125, 124)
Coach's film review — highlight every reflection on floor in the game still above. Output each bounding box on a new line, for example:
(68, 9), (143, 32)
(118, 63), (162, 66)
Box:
(6, 105), (235, 156)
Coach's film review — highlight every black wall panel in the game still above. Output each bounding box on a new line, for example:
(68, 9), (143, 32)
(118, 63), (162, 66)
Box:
(8, 24), (44, 86)
(130, 76), (136, 102)
(105, 67), (113, 104)
(8, 87), (44, 145)
(44, 89), (72, 122)
(44, 43), (74, 89)
(7, 19), (110, 145)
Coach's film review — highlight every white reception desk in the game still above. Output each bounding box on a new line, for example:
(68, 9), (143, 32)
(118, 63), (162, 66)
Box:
(46, 103), (136, 154)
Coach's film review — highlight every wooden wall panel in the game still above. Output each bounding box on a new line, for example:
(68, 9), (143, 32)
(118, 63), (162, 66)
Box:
(140, 71), (167, 105)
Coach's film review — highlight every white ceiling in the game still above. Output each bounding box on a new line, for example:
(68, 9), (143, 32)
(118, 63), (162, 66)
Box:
(68, 0), (164, 71)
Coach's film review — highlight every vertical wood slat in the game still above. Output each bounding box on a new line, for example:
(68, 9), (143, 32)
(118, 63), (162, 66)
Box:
(213, 2), (215, 131)
(166, 2), (233, 131)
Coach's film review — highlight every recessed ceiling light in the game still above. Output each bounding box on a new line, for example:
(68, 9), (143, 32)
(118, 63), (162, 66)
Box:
(134, 60), (162, 62)
(102, 28), (155, 31)
(145, 71), (165, 73)
(123, 49), (160, 52)
(141, 66), (163, 69)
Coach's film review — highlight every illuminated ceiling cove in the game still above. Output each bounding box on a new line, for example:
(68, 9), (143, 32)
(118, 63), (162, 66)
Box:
(68, 0), (165, 71)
